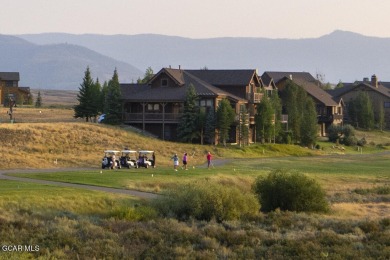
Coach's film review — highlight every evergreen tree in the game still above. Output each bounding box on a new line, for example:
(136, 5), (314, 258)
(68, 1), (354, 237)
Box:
(90, 78), (102, 122)
(281, 80), (318, 145)
(177, 84), (199, 142)
(238, 106), (249, 146)
(104, 69), (122, 125)
(205, 107), (216, 144)
(74, 67), (94, 122)
(255, 96), (274, 143)
(281, 81), (302, 143)
(348, 91), (374, 130)
(270, 90), (283, 142)
(300, 98), (318, 147)
(376, 103), (385, 131)
(197, 107), (207, 145)
(216, 99), (235, 146)
(101, 81), (109, 114)
(137, 67), (154, 84)
(35, 91), (42, 108)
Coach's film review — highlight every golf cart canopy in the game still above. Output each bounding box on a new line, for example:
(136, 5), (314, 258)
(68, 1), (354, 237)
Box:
(121, 150), (137, 153)
(138, 150), (154, 154)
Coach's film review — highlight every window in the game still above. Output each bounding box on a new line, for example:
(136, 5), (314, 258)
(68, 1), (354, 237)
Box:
(384, 102), (390, 108)
(199, 99), (214, 108)
(147, 104), (160, 111)
(161, 79), (168, 87)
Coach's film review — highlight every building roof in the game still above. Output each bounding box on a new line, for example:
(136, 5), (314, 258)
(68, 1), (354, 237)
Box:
(328, 82), (390, 99)
(262, 71), (317, 84)
(186, 69), (260, 87)
(121, 69), (246, 102)
(263, 71), (339, 106)
(0, 72), (20, 81)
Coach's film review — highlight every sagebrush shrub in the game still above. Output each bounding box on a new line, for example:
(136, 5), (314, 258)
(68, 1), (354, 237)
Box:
(252, 169), (329, 213)
(150, 181), (260, 222)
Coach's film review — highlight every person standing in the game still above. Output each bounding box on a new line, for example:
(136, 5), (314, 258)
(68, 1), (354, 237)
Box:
(152, 152), (156, 168)
(207, 152), (212, 169)
(171, 153), (179, 171)
(182, 153), (188, 170)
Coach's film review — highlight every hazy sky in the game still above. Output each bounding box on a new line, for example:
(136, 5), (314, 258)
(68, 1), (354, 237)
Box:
(1, 0), (390, 39)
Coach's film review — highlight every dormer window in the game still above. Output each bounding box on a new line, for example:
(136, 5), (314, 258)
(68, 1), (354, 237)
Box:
(161, 79), (168, 87)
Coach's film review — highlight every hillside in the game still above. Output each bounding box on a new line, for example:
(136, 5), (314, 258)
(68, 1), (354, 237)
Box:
(19, 30), (390, 84)
(0, 35), (142, 89)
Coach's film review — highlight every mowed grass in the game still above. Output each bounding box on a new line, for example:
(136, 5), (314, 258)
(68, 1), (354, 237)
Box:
(0, 179), (140, 218)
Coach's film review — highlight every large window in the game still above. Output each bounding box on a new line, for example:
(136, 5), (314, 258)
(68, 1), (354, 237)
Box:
(384, 102), (390, 108)
(200, 99), (213, 107)
(147, 103), (160, 111)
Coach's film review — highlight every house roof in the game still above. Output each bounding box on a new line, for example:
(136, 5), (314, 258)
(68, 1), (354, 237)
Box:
(0, 72), (19, 81)
(262, 71), (317, 84)
(263, 71), (339, 106)
(328, 82), (390, 99)
(121, 69), (246, 102)
(186, 69), (260, 87)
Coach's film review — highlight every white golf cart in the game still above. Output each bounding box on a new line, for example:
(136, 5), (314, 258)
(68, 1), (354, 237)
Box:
(137, 150), (155, 168)
(102, 150), (121, 169)
(120, 149), (138, 168)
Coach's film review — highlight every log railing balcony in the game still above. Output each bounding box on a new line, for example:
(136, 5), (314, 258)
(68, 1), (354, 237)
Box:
(246, 92), (264, 103)
(124, 112), (183, 122)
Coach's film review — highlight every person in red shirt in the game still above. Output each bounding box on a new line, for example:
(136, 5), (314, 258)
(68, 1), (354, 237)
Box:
(207, 152), (212, 169)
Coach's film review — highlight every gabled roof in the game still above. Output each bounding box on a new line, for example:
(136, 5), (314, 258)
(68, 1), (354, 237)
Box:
(263, 71), (338, 106)
(147, 68), (185, 86)
(121, 68), (246, 102)
(262, 71), (318, 85)
(186, 69), (261, 87)
(0, 72), (19, 81)
(328, 82), (390, 99)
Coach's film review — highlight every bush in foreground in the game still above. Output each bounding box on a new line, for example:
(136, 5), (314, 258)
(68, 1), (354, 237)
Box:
(252, 169), (329, 213)
(151, 181), (260, 222)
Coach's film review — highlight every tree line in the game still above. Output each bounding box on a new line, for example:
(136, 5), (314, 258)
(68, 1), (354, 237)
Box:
(74, 67), (122, 124)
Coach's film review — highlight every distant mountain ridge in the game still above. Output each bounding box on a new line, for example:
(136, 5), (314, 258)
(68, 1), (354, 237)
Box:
(3, 31), (390, 89)
(0, 34), (142, 90)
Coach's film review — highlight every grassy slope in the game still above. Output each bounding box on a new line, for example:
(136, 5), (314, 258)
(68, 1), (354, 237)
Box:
(0, 120), (326, 170)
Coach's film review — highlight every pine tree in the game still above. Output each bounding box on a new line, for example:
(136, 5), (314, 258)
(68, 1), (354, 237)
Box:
(177, 84), (199, 142)
(74, 67), (94, 122)
(137, 67), (154, 84)
(216, 99), (235, 146)
(104, 69), (122, 125)
(270, 90), (283, 142)
(205, 107), (216, 144)
(90, 78), (102, 122)
(300, 98), (318, 147)
(348, 91), (374, 130)
(255, 96), (274, 143)
(238, 106), (249, 146)
(35, 91), (42, 108)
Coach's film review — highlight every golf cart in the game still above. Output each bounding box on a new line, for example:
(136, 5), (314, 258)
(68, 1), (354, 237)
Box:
(137, 150), (155, 168)
(102, 150), (121, 169)
(120, 149), (138, 168)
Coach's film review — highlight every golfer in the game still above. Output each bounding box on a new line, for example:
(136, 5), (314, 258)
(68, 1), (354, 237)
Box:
(171, 153), (179, 171)
(182, 153), (188, 170)
(207, 152), (212, 169)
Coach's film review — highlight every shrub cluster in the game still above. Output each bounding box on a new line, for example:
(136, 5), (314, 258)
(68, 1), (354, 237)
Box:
(328, 124), (358, 146)
(151, 181), (260, 222)
(252, 169), (329, 213)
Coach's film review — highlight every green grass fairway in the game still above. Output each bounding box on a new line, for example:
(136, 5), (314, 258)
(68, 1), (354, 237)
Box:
(8, 152), (390, 194)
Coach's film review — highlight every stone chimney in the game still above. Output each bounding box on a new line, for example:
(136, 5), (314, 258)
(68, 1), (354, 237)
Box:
(371, 74), (378, 88)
